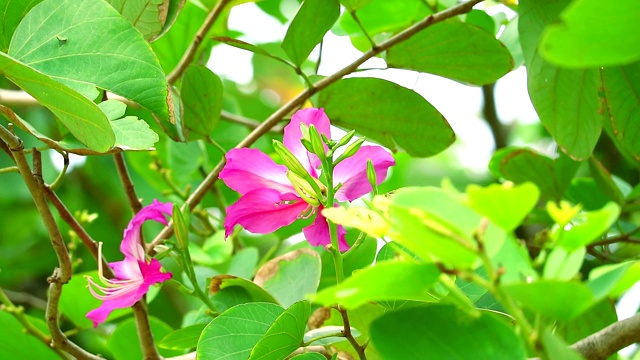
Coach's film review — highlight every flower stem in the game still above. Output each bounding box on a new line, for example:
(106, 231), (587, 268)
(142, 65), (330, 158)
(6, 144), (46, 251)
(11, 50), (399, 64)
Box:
(322, 158), (345, 284)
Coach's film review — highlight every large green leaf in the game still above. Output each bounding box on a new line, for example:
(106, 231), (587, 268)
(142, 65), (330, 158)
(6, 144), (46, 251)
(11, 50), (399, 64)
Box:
(0, 53), (114, 152)
(319, 77), (455, 157)
(253, 249), (321, 308)
(209, 275), (278, 304)
(467, 182), (540, 232)
(370, 305), (526, 360)
(501, 281), (595, 321)
(0, 311), (58, 360)
(489, 147), (579, 201)
(282, 0), (339, 66)
(313, 261), (440, 309)
(540, 0), (640, 67)
(557, 202), (620, 251)
(108, 317), (182, 359)
(519, 0), (602, 160)
(106, 0), (175, 41)
(0, 0), (42, 52)
(9, 0), (170, 121)
(602, 62), (640, 162)
(158, 323), (207, 351)
(197, 302), (284, 360)
(249, 301), (311, 360)
(181, 65), (223, 141)
(387, 21), (513, 85)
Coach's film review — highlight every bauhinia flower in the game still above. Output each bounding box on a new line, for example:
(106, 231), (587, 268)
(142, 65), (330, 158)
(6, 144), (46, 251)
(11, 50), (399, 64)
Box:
(219, 108), (395, 251)
(86, 199), (173, 327)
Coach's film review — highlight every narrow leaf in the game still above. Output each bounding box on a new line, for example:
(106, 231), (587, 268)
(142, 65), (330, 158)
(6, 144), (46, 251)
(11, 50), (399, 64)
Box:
(181, 65), (223, 140)
(282, 0), (339, 66)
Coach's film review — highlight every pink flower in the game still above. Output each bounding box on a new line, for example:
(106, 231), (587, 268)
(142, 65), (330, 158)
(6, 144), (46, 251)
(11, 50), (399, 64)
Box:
(86, 200), (173, 327)
(220, 108), (395, 251)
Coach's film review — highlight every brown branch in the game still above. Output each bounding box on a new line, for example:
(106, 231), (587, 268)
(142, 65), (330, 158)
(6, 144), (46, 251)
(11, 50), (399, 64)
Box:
(337, 306), (367, 360)
(147, 0), (485, 253)
(0, 124), (101, 360)
(572, 313), (640, 360)
(114, 152), (143, 213)
(166, 0), (231, 84)
(482, 83), (508, 150)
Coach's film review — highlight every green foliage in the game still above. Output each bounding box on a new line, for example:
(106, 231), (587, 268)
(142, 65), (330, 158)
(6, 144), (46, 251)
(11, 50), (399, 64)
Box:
(387, 21), (513, 85)
(370, 305), (526, 359)
(1, 0), (639, 359)
(319, 77), (455, 157)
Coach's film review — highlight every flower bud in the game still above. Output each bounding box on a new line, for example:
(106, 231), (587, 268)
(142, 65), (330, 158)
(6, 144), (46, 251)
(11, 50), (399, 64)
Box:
(273, 140), (309, 178)
(336, 129), (356, 148)
(308, 124), (327, 159)
(287, 171), (322, 206)
(366, 159), (378, 196)
(172, 204), (189, 250)
(333, 137), (365, 166)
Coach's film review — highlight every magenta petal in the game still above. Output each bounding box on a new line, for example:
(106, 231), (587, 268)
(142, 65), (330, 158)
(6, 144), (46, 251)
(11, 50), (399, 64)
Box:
(283, 108), (331, 176)
(220, 148), (294, 195)
(334, 146), (395, 202)
(109, 258), (141, 280)
(87, 259), (171, 327)
(224, 188), (310, 237)
(120, 199), (173, 261)
(303, 206), (349, 252)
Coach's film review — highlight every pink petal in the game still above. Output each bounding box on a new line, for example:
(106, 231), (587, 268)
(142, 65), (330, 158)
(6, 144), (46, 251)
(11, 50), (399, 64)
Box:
(87, 259), (171, 327)
(120, 199), (173, 261)
(334, 146), (395, 202)
(220, 148), (294, 195)
(109, 258), (141, 280)
(224, 188), (311, 237)
(303, 206), (349, 252)
(283, 108), (331, 177)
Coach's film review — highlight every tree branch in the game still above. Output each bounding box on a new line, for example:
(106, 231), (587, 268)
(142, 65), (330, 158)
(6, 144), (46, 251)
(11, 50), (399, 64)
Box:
(572, 312), (640, 360)
(147, 0), (485, 253)
(166, 0), (231, 84)
(481, 83), (508, 150)
(114, 152), (143, 213)
(0, 124), (101, 360)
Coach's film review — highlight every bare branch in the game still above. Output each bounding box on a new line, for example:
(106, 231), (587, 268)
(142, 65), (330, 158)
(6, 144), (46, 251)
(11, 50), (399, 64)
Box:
(572, 313), (640, 360)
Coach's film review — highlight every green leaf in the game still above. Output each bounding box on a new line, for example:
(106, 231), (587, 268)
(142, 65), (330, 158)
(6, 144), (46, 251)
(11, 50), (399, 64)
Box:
(543, 246), (585, 280)
(0, 53), (114, 152)
(602, 62), (640, 162)
(541, 330), (585, 360)
(519, 0), (602, 160)
(249, 301), (311, 360)
(111, 116), (159, 150)
(197, 302), (284, 360)
(289, 353), (327, 360)
(9, 0), (170, 121)
(490, 147), (578, 201)
(387, 21), (513, 85)
(501, 280), (595, 321)
(467, 182), (540, 232)
(213, 36), (293, 67)
(556, 299), (618, 344)
(254, 249), (321, 308)
(0, 0), (42, 52)
(0, 311), (58, 359)
(282, 0), (339, 66)
(209, 275), (278, 304)
(319, 77), (455, 157)
(226, 247), (259, 279)
(539, 0), (640, 67)
(587, 261), (634, 299)
(158, 323), (207, 350)
(181, 65), (223, 140)
(313, 261), (440, 309)
(558, 202), (620, 250)
(106, 0), (172, 41)
(370, 305), (526, 360)
(108, 317), (182, 359)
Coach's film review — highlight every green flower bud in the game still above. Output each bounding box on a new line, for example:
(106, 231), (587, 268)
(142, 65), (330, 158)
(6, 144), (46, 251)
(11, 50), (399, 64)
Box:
(172, 204), (189, 250)
(308, 124), (327, 159)
(333, 137), (365, 166)
(366, 159), (378, 196)
(273, 140), (309, 178)
(286, 171), (323, 206)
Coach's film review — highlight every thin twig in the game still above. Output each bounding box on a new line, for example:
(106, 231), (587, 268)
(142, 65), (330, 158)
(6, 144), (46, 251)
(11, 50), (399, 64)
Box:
(114, 152), (142, 213)
(0, 125), (101, 360)
(481, 83), (508, 150)
(147, 0), (485, 253)
(166, 0), (231, 84)
(337, 306), (367, 359)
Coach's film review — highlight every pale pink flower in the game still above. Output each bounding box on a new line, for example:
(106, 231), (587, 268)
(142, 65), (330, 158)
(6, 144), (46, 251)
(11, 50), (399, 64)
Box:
(220, 108), (394, 251)
(86, 200), (173, 327)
